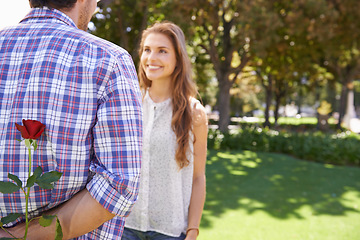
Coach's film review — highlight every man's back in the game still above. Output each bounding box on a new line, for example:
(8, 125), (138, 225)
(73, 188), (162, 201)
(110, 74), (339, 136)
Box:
(0, 7), (142, 239)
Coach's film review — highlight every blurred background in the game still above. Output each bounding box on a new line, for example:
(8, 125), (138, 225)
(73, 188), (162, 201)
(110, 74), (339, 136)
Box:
(89, 0), (360, 135)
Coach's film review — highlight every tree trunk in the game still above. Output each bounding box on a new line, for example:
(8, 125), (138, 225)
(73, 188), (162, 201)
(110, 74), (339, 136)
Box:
(337, 78), (348, 129)
(274, 94), (281, 125)
(333, 61), (358, 129)
(326, 80), (337, 114)
(217, 77), (232, 132)
(263, 75), (273, 128)
(296, 85), (303, 115)
(315, 82), (321, 130)
(274, 79), (287, 126)
(115, 5), (129, 51)
(343, 81), (356, 129)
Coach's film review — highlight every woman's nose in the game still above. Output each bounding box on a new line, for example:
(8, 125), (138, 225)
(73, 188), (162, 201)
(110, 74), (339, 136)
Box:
(147, 51), (157, 60)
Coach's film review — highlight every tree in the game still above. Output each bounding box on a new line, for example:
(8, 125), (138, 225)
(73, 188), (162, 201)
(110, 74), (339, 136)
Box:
(90, 0), (164, 62)
(164, 0), (283, 132)
(254, 0), (340, 128)
(89, 0), (360, 132)
(321, 0), (360, 129)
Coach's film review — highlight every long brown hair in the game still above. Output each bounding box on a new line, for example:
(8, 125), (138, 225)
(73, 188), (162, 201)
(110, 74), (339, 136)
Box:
(138, 21), (197, 169)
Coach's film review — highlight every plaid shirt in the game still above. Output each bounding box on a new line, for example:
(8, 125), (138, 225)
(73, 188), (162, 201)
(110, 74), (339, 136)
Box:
(0, 8), (142, 239)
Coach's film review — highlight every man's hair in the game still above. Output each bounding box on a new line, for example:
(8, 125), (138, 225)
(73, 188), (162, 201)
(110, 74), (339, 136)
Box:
(29, 0), (77, 10)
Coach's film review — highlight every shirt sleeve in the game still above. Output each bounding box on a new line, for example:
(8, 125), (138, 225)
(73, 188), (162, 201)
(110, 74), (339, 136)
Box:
(86, 53), (143, 217)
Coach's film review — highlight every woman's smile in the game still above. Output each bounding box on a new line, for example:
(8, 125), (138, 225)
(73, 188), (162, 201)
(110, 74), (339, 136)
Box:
(141, 33), (177, 82)
(147, 65), (162, 70)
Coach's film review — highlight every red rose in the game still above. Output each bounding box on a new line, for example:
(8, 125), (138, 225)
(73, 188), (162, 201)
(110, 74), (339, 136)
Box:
(15, 119), (46, 140)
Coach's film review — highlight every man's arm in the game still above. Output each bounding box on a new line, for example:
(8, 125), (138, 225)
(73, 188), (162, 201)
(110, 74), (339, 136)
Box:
(0, 51), (142, 240)
(1, 189), (115, 239)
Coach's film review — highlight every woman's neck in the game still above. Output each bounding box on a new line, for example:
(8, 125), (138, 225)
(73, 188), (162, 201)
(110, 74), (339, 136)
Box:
(149, 82), (171, 103)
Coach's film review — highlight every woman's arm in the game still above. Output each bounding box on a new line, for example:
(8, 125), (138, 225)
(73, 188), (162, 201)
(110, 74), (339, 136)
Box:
(186, 103), (208, 240)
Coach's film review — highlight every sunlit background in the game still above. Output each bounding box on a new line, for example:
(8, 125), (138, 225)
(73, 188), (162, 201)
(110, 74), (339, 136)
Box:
(0, 0), (31, 30)
(0, 0), (99, 31)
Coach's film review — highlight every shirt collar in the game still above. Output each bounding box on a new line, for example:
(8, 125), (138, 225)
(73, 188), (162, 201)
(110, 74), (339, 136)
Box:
(144, 90), (172, 109)
(20, 7), (78, 29)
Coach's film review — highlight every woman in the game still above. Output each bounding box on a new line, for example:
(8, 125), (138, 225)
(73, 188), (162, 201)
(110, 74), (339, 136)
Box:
(123, 22), (208, 240)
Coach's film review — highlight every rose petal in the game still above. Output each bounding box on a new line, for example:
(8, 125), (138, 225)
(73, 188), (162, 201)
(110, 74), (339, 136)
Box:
(15, 123), (30, 139)
(32, 124), (46, 139)
(22, 119), (46, 139)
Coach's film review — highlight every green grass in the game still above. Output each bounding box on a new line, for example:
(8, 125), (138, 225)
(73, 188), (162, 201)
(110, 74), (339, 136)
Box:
(229, 116), (338, 128)
(199, 150), (360, 240)
(271, 116), (336, 125)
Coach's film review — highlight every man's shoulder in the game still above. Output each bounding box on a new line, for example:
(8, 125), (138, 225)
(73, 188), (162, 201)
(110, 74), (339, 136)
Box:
(74, 29), (129, 58)
(49, 24), (129, 61)
(82, 31), (129, 58)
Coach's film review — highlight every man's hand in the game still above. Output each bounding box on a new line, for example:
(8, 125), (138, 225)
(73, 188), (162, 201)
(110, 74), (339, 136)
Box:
(1, 189), (115, 240)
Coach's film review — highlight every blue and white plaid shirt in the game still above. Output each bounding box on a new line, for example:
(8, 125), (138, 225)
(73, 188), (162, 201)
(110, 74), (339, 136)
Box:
(0, 8), (142, 239)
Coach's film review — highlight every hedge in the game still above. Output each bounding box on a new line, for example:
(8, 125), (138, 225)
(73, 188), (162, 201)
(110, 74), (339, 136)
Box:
(208, 127), (360, 166)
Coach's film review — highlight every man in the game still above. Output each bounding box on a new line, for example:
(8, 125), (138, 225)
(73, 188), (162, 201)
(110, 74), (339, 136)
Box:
(0, 0), (142, 239)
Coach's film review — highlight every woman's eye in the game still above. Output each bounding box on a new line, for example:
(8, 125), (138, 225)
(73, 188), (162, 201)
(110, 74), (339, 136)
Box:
(144, 48), (151, 53)
(160, 49), (167, 53)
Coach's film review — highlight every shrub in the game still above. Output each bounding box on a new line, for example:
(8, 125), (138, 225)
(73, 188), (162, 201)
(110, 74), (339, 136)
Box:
(208, 127), (360, 166)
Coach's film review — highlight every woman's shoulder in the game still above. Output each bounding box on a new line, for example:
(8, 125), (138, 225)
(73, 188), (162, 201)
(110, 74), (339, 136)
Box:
(190, 97), (208, 127)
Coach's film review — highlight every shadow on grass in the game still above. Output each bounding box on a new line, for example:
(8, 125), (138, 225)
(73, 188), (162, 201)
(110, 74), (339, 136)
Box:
(201, 149), (360, 228)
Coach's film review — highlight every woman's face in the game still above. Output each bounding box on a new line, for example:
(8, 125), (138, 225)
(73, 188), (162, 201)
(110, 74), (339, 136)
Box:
(141, 33), (177, 83)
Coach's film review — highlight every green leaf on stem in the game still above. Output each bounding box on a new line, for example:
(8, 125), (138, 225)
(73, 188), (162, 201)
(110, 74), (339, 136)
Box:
(55, 217), (63, 240)
(0, 181), (21, 194)
(39, 215), (56, 227)
(33, 166), (43, 178)
(35, 171), (62, 189)
(35, 181), (53, 190)
(24, 139), (31, 149)
(8, 173), (22, 188)
(26, 166), (43, 188)
(0, 213), (22, 225)
(26, 176), (36, 189)
(33, 141), (38, 151)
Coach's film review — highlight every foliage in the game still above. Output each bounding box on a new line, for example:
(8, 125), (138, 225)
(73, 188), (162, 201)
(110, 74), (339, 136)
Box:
(187, 41), (218, 107)
(208, 126), (360, 166)
(319, 0), (360, 127)
(164, 0), (283, 131)
(90, 0), (165, 63)
(90, 0), (360, 132)
(230, 66), (262, 116)
(317, 100), (332, 115)
(253, 0), (337, 127)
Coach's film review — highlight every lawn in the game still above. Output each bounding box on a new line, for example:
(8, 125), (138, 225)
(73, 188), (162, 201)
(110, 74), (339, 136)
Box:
(199, 150), (360, 240)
